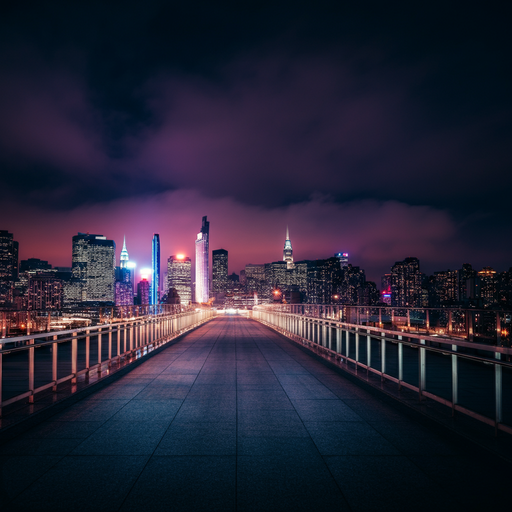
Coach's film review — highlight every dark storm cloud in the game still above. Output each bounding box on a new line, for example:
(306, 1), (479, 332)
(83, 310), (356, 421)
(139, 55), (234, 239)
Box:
(1, 1), (511, 274)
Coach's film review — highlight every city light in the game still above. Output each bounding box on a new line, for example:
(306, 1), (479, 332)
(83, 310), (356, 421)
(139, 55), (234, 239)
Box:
(140, 268), (152, 280)
(126, 261), (136, 269)
(176, 254), (185, 260)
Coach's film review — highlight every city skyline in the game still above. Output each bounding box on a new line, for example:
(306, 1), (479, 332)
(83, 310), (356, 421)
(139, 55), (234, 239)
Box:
(3, 221), (512, 288)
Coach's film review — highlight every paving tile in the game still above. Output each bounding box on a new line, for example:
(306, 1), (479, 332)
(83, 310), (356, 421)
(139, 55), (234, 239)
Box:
(22, 420), (104, 439)
(237, 436), (320, 457)
(291, 398), (364, 422)
(325, 455), (444, 512)
(109, 399), (183, 422)
(173, 400), (236, 423)
(51, 398), (130, 422)
(0, 455), (62, 503)
(237, 454), (349, 511)
(304, 421), (401, 456)
(155, 422), (236, 456)
(121, 456), (236, 512)
(11, 455), (148, 512)
(71, 420), (169, 455)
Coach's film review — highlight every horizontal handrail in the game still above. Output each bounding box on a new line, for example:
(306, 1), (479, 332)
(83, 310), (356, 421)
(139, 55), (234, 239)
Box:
(252, 308), (512, 436)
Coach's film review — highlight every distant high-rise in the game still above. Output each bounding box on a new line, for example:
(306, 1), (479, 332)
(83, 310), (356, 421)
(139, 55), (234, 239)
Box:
(167, 255), (192, 305)
(137, 278), (150, 306)
(151, 234), (160, 305)
(0, 230), (18, 305)
(335, 252), (349, 268)
(120, 236), (129, 269)
(195, 216), (210, 303)
(212, 249), (228, 296)
(71, 233), (115, 303)
(283, 227), (294, 269)
(391, 257), (422, 307)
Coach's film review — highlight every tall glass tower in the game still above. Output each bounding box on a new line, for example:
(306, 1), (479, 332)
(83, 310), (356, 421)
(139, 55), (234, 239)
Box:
(212, 249), (228, 295)
(195, 216), (210, 303)
(167, 255), (192, 305)
(151, 234), (160, 305)
(71, 233), (116, 303)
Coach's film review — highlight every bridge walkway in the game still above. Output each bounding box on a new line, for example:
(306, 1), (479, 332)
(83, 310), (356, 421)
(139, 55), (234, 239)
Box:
(0, 316), (510, 511)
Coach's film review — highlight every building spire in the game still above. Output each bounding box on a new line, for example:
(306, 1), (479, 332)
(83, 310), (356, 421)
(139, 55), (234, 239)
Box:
(283, 226), (294, 269)
(120, 235), (129, 268)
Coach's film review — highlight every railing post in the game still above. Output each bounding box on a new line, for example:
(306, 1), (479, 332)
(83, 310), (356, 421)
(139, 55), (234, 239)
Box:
(381, 332), (386, 381)
(71, 331), (77, 384)
(52, 335), (58, 391)
(108, 323), (112, 368)
(28, 333), (35, 403)
(97, 328), (102, 374)
(117, 325), (121, 361)
(495, 352), (502, 435)
(336, 326), (341, 354)
(355, 328), (359, 369)
(366, 332), (371, 375)
(419, 339), (426, 400)
(85, 329), (90, 379)
(398, 341), (403, 389)
(451, 344), (458, 416)
(0, 343), (3, 417)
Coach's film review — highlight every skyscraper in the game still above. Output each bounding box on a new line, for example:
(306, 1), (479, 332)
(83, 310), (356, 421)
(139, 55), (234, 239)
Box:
(212, 249), (228, 297)
(195, 216), (210, 303)
(151, 234), (160, 305)
(335, 252), (349, 268)
(283, 227), (294, 269)
(120, 236), (129, 269)
(167, 255), (192, 305)
(0, 230), (18, 306)
(137, 278), (150, 306)
(391, 257), (422, 307)
(71, 233), (116, 303)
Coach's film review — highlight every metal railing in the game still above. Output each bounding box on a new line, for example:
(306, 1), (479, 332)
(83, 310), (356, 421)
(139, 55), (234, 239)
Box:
(0, 304), (194, 339)
(253, 304), (512, 436)
(0, 306), (216, 417)
(266, 304), (512, 347)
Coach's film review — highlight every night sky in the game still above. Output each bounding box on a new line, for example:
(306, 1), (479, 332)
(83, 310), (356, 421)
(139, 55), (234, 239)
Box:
(1, 1), (511, 283)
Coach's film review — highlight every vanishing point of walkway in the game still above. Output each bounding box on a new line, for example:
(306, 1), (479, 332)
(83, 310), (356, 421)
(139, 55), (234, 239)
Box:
(0, 316), (510, 511)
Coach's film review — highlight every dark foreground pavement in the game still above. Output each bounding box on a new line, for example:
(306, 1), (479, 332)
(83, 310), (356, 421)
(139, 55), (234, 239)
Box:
(0, 316), (510, 511)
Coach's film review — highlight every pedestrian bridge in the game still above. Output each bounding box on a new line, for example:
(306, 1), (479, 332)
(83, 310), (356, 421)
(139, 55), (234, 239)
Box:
(0, 313), (511, 511)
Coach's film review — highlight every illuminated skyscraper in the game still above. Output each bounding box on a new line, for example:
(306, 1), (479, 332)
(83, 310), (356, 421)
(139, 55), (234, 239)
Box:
(151, 234), (160, 305)
(283, 227), (294, 269)
(212, 249), (228, 296)
(167, 255), (192, 305)
(71, 233), (115, 303)
(195, 216), (210, 303)
(0, 230), (18, 305)
(137, 278), (150, 305)
(120, 236), (129, 269)
(391, 257), (422, 307)
(335, 252), (349, 268)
